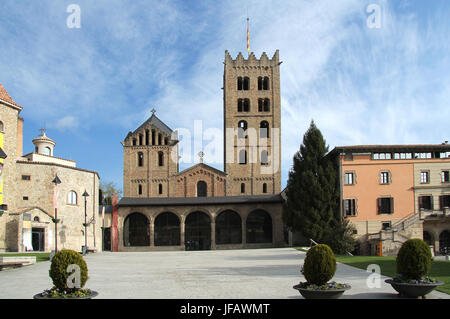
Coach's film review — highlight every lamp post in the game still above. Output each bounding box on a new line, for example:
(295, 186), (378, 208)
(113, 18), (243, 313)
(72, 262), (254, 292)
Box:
(82, 190), (89, 255)
(52, 175), (61, 253)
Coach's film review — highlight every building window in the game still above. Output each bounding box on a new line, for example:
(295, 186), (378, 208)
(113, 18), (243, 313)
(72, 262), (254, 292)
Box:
(394, 153), (412, 160)
(44, 147), (51, 156)
(237, 77), (243, 90)
(138, 184), (143, 195)
(258, 98), (270, 112)
(419, 196), (433, 211)
(439, 195), (450, 210)
(382, 222), (391, 230)
(22, 175), (31, 181)
(260, 121), (269, 138)
(344, 199), (356, 217)
(158, 134), (162, 145)
(237, 99), (250, 112)
(67, 191), (77, 205)
(0, 121), (3, 132)
(145, 130), (149, 145)
(139, 134), (143, 146)
(241, 183), (245, 194)
(257, 77), (269, 91)
(238, 120), (248, 139)
(442, 171), (450, 183)
(420, 171), (429, 184)
(23, 196), (29, 201)
(415, 152), (432, 159)
(377, 197), (394, 214)
(151, 130), (156, 145)
(197, 181), (207, 197)
(158, 152), (164, 166)
(33, 216), (40, 222)
(239, 150), (247, 165)
(243, 77), (249, 90)
(159, 184), (163, 195)
(132, 138), (137, 146)
(263, 183), (268, 194)
(164, 137), (169, 145)
(261, 150), (269, 166)
(138, 152), (144, 167)
(380, 171), (390, 184)
(373, 153), (392, 160)
(344, 172), (354, 185)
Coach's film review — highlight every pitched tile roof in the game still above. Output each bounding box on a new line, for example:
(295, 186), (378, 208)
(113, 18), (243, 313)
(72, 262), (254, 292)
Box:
(0, 83), (22, 109)
(134, 114), (173, 135)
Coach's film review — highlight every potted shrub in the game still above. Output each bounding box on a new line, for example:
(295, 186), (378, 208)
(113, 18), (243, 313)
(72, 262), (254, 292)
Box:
(293, 244), (351, 299)
(385, 239), (443, 298)
(34, 249), (98, 299)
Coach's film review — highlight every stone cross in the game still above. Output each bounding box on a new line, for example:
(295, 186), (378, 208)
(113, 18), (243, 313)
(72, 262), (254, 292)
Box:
(198, 151), (205, 163)
(151, 108), (156, 115)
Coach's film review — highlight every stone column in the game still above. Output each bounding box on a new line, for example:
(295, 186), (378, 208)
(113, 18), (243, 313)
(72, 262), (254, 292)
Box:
(180, 215), (185, 249)
(149, 215), (154, 247)
(211, 222), (216, 250)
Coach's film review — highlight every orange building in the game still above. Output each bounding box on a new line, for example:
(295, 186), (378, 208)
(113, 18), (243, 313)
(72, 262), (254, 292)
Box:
(331, 144), (450, 256)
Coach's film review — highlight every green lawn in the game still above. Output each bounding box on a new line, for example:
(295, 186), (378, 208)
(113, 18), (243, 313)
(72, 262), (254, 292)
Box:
(336, 255), (450, 295)
(0, 253), (50, 263)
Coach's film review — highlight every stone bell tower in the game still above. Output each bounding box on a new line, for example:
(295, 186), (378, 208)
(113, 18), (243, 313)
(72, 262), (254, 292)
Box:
(223, 50), (282, 196)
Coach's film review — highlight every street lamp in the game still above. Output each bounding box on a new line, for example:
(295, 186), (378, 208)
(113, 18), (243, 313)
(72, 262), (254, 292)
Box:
(82, 190), (89, 255)
(52, 175), (62, 253)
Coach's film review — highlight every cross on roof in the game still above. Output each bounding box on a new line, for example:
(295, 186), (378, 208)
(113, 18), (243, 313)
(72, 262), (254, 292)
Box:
(198, 151), (205, 163)
(151, 108), (156, 115)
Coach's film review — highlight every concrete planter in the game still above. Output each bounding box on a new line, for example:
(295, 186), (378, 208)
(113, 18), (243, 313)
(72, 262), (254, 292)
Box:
(293, 284), (351, 299)
(385, 279), (443, 298)
(33, 290), (98, 299)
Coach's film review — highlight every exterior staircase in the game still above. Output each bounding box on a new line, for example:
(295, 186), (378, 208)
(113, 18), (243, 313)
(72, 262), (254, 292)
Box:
(367, 209), (446, 256)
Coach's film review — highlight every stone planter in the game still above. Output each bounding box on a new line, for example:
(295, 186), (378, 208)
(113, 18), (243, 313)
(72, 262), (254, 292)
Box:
(33, 290), (98, 299)
(385, 279), (443, 298)
(293, 284), (351, 299)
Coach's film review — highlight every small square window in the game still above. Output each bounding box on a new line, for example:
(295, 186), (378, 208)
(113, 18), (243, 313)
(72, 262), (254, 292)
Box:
(344, 199), (357, 217)
(344, 172), (354, 185)
(382, 222), (391, 231)
(22, 175), (31, 181)
(23, 196), (29, 201)
(380, 172), (390, 184)
(420, 171), (429, 184)
(378, 197), (394, 214)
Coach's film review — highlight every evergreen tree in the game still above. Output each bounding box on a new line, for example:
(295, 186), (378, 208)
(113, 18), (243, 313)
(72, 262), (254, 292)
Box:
(283, 120), (339, 244)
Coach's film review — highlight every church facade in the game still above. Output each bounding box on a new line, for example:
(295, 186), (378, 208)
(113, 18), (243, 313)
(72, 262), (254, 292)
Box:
(115, 50), (286, 251)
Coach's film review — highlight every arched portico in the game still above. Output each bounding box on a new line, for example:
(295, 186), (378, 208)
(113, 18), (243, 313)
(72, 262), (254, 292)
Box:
(246, 209), (273, 244)
(123, 212), (150, 247)
(185, 211), (211, 250)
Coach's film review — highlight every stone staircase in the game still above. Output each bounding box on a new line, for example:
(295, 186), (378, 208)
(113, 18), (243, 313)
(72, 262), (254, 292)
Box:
(368, 210), (429, 256)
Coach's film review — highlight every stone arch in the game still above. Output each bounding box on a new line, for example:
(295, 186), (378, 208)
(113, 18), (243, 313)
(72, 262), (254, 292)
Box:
(185, 211), (211, 250)
(123, 212), (150, 247)
(246, 209), (272, 244)
(215, 210), (242, 245)
(154, 212), (180, 246)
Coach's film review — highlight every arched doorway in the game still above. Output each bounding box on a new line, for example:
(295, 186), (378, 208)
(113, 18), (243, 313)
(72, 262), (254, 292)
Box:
(439, 230), (450, 255)
(123, 213), (150, 247)
(154, 212), (180, 246)
(246, 210), (272, 244)
(185, 211), (211, 250)
(216, 210), (242, 245)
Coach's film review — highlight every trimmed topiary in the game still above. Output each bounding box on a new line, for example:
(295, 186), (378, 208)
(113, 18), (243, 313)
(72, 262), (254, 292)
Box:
(396, 239), (432, 280)
(302, 244), (337, 285)
(49, 249), (88, 290)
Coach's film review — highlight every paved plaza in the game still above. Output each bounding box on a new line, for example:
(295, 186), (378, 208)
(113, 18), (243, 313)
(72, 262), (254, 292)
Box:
(0, 248), (448, 299)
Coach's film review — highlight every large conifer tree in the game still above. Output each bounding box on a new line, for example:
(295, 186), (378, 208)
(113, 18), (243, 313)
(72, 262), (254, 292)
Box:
(283, 120), (339, 244)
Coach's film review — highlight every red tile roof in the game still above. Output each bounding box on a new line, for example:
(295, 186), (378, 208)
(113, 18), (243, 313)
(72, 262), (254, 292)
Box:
(0, 83), (22, 109)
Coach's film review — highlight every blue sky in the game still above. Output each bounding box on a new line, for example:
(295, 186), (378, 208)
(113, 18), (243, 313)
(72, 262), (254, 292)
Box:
(1, 0), (449, 192)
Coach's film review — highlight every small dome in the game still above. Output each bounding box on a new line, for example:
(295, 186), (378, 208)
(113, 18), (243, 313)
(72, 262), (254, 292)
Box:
(32, 129), (56, 156)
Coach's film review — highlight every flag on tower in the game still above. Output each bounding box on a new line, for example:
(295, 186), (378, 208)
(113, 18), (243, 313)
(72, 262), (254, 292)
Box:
(247, 17), (250, 55)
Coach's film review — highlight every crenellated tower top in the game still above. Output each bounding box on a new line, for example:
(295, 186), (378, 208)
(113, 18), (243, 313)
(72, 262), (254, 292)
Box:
(224, 50), (280, 67)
